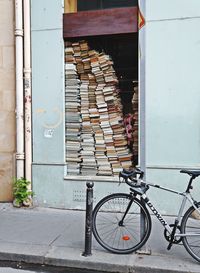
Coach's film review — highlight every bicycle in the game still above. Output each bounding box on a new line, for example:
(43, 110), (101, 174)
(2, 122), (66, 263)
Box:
(92, 168), (200, 262)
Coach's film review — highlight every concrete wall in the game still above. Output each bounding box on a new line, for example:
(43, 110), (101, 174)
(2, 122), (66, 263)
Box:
(145, 0), (200, 214)
(31, 0), (68, 208)
(0, 0), (15, 201)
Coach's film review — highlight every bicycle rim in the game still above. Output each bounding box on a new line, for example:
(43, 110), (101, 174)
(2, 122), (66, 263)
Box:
(92, 193), (151, 254)
(182, 203), (200, 262)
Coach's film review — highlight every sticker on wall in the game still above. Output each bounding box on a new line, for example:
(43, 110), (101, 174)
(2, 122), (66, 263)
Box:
(44, 128), (54, 138)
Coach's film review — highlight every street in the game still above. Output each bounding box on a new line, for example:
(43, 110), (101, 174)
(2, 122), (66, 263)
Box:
(0, 261), (102, 273)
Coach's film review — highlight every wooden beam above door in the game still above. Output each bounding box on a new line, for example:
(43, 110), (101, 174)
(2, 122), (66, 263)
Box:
(63, 7), (138, 38)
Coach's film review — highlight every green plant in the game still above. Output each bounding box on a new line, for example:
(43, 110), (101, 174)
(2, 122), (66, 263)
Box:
(13, 177), (34, 207)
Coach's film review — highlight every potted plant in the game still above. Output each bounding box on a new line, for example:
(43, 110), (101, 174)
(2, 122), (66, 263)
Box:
(13, 177), (34, 207)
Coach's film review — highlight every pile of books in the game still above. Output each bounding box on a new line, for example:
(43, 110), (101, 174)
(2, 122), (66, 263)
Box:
(79, 78), (97, 176)
(65, 45), (81, 174)
(132, 83), (138, 157)
(65, 40), (133, 176)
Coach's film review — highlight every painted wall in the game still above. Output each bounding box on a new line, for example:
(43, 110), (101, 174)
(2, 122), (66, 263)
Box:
(31, 0), (67, 207)
(145, 0), (200, 214)
(0, 0), (15, 201)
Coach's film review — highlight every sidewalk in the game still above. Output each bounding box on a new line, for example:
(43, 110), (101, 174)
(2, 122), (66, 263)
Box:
(0, 203), (199, 273)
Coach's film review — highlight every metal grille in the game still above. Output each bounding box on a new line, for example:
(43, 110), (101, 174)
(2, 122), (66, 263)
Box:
(73, 189), (97, 202)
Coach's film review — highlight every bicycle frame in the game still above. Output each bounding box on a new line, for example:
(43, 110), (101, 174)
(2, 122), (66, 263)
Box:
(135, 181), (200, 237)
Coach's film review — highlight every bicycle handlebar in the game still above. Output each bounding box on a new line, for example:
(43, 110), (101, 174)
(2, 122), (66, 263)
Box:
(119, 168), (145, 188)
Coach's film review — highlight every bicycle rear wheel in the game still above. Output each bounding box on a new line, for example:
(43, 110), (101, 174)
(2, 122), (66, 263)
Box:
(92, 193), (151, 254)
(181, 202), (200, 262)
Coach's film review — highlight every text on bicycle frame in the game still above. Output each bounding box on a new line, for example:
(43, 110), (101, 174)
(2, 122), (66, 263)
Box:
(144, 198), (168, 227)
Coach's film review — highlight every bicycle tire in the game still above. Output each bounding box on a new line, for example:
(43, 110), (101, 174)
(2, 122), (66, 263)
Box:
(92, 193), (151, 254)
(181, 202), (200, 262)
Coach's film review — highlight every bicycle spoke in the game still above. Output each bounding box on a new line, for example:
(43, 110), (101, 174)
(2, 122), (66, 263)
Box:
(123, 225), (140, 244)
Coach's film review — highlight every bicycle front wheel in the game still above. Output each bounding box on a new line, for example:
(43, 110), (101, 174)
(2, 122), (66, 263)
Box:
(92, 193), (151, 254)
(181, 202), (200, 262)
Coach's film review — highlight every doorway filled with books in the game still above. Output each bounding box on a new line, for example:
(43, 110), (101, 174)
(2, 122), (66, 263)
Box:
(65, 34), (138, 176)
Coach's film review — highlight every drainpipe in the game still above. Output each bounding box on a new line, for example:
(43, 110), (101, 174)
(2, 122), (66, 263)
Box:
(23, 0), (32, 184)
(15, 0), (25, 179)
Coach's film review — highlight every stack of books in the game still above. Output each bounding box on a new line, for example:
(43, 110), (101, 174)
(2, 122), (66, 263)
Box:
(76, 44), (98, 175)
(79, 79), (97, 176)
(65, 40), (133, 176)
(132, 82), (139, 158)
(65, 44), (81, 175)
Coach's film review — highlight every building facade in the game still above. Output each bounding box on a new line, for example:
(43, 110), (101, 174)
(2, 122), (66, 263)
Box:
(1, 0), (197, 214)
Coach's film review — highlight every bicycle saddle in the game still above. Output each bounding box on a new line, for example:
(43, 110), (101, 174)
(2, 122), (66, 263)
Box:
(180, 169), (200, 177)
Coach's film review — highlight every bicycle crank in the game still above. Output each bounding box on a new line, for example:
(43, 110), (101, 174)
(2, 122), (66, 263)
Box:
(164, 224), (182, 244)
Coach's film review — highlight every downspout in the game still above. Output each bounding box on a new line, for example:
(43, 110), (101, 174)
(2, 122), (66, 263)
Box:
(23, 0), (32, 184)
(15, 0), (25, 179)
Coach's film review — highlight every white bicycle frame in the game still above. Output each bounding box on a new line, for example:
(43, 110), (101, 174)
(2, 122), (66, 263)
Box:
(137, 182), (200, 238)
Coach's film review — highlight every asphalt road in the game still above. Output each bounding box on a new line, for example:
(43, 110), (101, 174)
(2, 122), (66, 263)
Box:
(0, 261), (102, 273)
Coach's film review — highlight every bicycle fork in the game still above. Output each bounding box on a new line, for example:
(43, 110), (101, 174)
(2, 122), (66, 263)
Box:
(118, 198), (134, 226)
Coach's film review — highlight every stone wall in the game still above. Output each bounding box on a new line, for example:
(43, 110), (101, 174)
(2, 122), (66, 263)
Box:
(0, 0), (15, 201)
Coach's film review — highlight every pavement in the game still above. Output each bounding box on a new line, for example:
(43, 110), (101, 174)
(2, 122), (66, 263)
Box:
(0, 203), (199, 273)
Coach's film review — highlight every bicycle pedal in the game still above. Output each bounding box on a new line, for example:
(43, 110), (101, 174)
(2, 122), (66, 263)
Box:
(167, 243), (173, 251)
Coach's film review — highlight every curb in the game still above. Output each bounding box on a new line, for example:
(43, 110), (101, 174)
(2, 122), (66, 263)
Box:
(0, 243), (199, 273)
